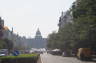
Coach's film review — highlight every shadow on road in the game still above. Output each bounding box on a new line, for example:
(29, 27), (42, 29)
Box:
(79, 58), (96, 62)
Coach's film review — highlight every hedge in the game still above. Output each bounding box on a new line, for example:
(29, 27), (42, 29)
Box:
(0, 54), (39, 63)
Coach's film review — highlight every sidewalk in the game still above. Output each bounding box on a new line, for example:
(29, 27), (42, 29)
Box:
(37, 56), (42, 63)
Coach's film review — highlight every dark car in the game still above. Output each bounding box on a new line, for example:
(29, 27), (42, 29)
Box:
(51, 49), (62, 55)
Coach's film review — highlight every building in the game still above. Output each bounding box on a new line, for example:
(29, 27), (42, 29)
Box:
(0, 17), (47, 49)
(0, 17), (13, 40)
(3, 26), (12, 39)
(0, 17), (27, 50)
(58, 11), (73, 29)
(0, 17), (4, 38)
(27, 28), (47, 49)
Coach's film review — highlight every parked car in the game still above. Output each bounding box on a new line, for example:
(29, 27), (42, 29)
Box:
(50, 49), (62, 55)
(0, 49), (8, 56)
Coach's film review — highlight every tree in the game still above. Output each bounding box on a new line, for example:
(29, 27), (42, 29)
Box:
(4, 39), (13, 51)
(0, 39), (6, 49)
(0, 39), (13, 53)
(47, 32), (60, 49)
(72, 0), (96, 48)
(47, 0), (96, 56)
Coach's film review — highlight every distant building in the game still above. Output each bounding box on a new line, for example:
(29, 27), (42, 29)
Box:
(0, 17), (27, 49)
(35, 28), (42, 39)
(0, 17), (4, 38)
(0, 17), (13, 39)
(3, 26), (11, 39)
(58, 11), (73, 29)
(3, 27), (28, 50)
(0, 17), (4, 27)
(0, 16), (47, 49)
(27, 28), (47, 49)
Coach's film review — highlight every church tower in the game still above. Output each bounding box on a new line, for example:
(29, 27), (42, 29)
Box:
(35, 28), (42, 39)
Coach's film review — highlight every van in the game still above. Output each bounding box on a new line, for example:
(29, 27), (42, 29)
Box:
(77, 48), (92, 60)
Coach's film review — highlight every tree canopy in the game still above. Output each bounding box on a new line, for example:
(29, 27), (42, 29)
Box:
(47, 0), (96, 55)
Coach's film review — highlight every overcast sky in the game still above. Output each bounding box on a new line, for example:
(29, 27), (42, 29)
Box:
(0, 0), (76, 38)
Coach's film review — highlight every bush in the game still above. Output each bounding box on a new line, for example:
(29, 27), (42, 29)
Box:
(0, 54), (39, 63)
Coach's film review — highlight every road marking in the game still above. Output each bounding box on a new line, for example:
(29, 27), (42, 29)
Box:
(40, 54), (44, 63)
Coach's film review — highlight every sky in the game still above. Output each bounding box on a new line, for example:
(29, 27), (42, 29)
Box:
(0, 0), (76, 38)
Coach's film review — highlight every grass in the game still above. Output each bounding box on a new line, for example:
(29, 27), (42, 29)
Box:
(0, 53), (39, 59)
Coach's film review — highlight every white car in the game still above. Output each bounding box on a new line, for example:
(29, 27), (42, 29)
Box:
(0, 52), (6, 56)
(0, 49), (8, 56)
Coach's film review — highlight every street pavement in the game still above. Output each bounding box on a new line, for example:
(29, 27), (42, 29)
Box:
(40, 53), (96, 63)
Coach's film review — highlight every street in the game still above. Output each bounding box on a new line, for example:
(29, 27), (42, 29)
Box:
(40, 53), (96, 63)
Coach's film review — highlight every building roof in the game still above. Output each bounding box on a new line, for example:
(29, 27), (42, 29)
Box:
(35, 28), (42, 38)
(4, 26), (9, 30)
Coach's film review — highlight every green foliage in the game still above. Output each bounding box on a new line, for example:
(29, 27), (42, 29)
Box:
(72, 0), (96, 19)
(0, 54), (39, 63)
(0, 39), (6, 49)
(47, 32), (60, 49)
(3, 39), (13, 50)
(47, 0), (96, 55)
(0, 54), (38, 59)
(0, 39), (13, 51)
(72, 0), (96, 48)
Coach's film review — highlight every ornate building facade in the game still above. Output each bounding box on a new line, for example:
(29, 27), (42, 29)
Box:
(27, 28), (47, 49)
(58, 11), (73, 29)
(0, 16), (47, 49)
(0, 17), (27, 50)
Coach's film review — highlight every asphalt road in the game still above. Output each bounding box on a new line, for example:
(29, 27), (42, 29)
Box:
(40, 53), (96, 63)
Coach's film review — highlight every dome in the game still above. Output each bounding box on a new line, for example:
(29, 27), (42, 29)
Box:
(36, 28), (41, 36)
(4, 26), (9, 30)
(35, 28), (42, 38)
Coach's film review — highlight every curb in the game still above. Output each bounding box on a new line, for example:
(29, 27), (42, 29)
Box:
(40, 54), (44, 63)
(37, 54), (43, 63)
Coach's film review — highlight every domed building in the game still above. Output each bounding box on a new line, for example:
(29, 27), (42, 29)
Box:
(3, 26), (13, 40)
(4, 26), (9, 30)
(35, 28), (42, 39)
(3, 26), (9, 38)
(27, 28), (47, 49)
(0, 17), (12, 39)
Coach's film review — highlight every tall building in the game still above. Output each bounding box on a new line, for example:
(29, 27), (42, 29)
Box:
(0, 17), (4, 38)
(27, 28), (47, 49)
